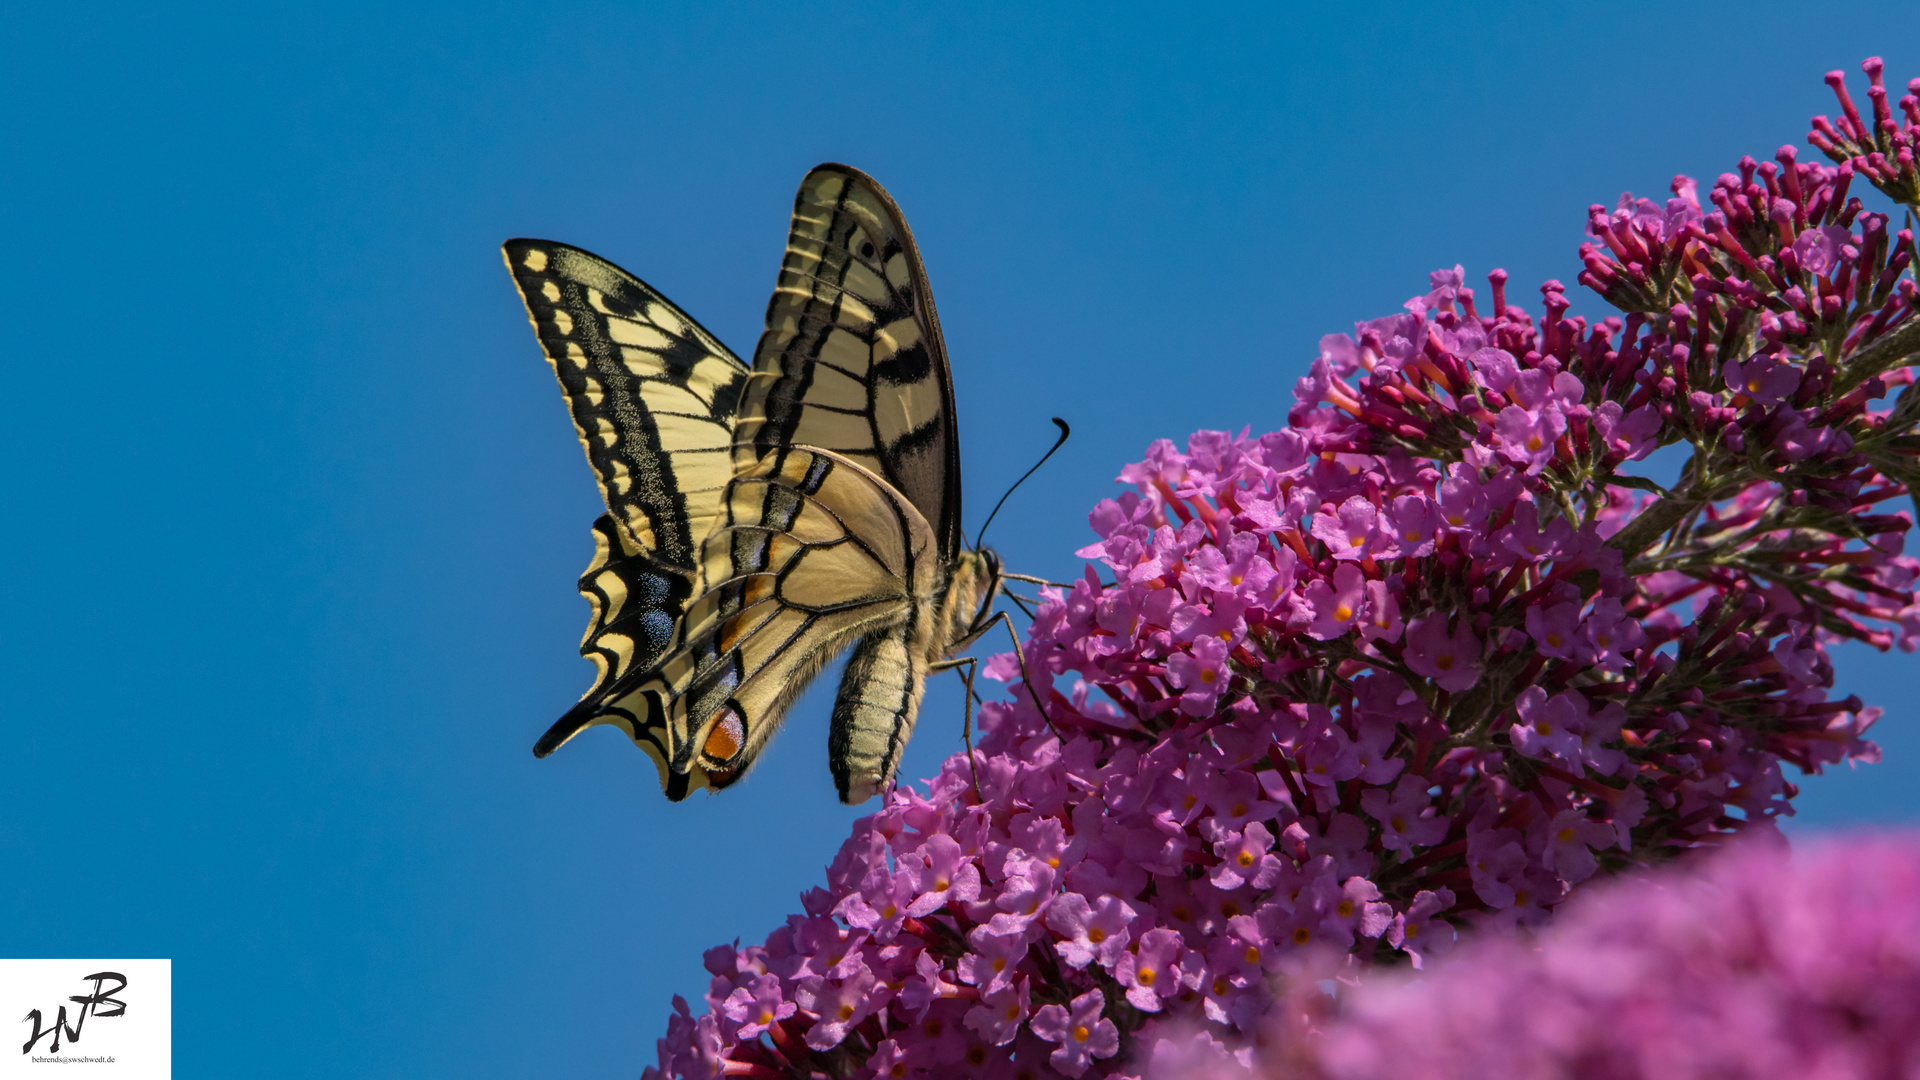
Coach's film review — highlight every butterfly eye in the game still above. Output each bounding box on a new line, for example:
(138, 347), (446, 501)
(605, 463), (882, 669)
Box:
(859, 240), (876, 259)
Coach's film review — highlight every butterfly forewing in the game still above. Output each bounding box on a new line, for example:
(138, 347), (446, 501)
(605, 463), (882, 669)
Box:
(503, 239), (749, 568)
(504, 239), (749, 758)
(732, 164), (964, 564)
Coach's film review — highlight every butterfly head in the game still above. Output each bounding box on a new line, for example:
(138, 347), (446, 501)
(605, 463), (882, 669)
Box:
(939, 548), (1003, 651)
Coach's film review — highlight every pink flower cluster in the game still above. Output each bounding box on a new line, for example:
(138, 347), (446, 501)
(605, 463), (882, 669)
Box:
(1307, 833), (1920, 1080)
(644, 59), (1919, 1080)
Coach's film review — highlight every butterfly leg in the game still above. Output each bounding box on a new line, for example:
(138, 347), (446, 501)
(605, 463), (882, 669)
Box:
(948, 610), (1060, 741)
(957, 658), (984, 803)
(926, 654), (987, 802)
(932, 607), (1060, 743)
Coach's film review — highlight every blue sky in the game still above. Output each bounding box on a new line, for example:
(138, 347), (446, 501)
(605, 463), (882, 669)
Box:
(4, 4), (1917, 1076)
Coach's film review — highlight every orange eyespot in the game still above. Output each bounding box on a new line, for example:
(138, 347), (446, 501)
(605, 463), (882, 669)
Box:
(1073, 1024), (1092, 1043)
(703, 708), (747, 762)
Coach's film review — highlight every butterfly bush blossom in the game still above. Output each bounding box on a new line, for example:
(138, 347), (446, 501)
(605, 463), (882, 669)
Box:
(648, 58), (1920, 1079)
(1306, 833), (1920, 1080)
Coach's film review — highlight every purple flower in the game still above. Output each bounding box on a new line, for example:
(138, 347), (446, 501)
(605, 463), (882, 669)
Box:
(963, 979), (1030, 1048)
(1494, 403), (1567, 473)
(1165, 635), (1231, 716)
(1386, 887), (1457, 969)
(1723, 352), (1802, 406)
(719, 974), (792, 1039)
(1509, 687), (1584, 769)
(902, 834), (981, 917)
(1360, 775), (1450, 856)
(1791, 223), (1852, 276)
(1523, 600), (1584, 660)
(1030, 989), (1120, 1077)
(1402, 614), (1482, 692)
(1533, 808), (1617, 885)
(1209, 820), (1285, 890)
(958, 925), (1028, 996)
(982, 853), (1058, 934)
(793, 958), (880, 1051)
(1312, 495), (1386, 561)
(1385, 495), (1444, 559)
(1114, 928), (1189, 1012)
(1305, 562), (1367, 640)
(1357, 579), (1403, 643)
(1046, 893), (1136, 970)
(865, 1038), (909, 1080)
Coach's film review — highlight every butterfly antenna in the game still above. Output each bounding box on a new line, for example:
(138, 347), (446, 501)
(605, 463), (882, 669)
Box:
(974, 417), (1070, 550)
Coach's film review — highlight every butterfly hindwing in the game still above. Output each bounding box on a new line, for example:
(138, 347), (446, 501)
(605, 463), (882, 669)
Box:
(503, 239), (749, 568)
(530, 513), (692, 762)
(644, 446), (940, 798)
(732, 164), (964, 564)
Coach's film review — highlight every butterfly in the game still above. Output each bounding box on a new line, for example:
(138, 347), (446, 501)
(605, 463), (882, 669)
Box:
(504, 164), (1033, 803)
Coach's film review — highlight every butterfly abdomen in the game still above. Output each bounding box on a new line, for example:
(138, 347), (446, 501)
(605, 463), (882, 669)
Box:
(829, 610), (935, 804)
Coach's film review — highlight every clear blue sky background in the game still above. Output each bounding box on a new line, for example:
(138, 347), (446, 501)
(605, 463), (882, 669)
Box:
(4, 4), (1917, 1076)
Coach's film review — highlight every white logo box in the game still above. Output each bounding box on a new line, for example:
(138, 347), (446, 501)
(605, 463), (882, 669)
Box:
(0, 960), (170, 1080)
